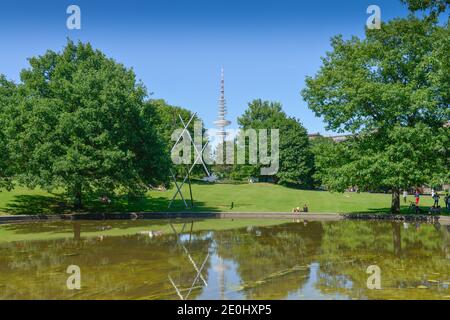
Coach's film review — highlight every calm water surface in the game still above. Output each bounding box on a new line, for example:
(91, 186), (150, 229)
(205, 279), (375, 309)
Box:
(0, 219), (449, 300)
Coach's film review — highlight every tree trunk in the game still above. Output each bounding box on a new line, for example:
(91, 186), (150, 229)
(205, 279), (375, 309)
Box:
(73, 222), (81, 241)
(391, 188), (400, 214)
(74, 183), (83, 209)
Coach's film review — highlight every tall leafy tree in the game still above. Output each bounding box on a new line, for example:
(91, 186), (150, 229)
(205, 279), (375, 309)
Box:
(149, 99), (199, 154)
(149, 99), (208, 178)
(235, 99), (313, 186)
(309, 136), (337, 188)
(7, 40), (169, 208)
(0, 76), (17, 190)
(302, 13), (449, 213)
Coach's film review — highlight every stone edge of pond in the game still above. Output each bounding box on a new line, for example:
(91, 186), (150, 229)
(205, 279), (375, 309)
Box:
(0, 212), (449, 225)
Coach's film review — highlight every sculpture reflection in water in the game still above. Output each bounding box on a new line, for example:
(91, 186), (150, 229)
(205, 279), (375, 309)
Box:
(167, 220), (210, 300)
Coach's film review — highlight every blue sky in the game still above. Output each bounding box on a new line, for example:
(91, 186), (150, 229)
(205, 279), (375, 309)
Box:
(0, 0), (410, 135)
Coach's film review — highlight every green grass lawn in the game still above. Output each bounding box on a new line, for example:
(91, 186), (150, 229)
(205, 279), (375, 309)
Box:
(0, 182), (441, 215)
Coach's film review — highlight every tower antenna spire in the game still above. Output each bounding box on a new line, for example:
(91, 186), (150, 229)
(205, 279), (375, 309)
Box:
(214, 67), (231, 137)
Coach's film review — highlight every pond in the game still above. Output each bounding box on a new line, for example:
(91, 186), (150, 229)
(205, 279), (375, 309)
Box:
(0, 219), (449, 300)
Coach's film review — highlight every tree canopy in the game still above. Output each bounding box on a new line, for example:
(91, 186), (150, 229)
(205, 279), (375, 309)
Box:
(0, 76), (17, 190)
(149, 99), (207, 177)
(148, 99), (198, 151)
(3, 40), (170, 208)
(302, 14), (449, 212)
(234, 99), (313, 186)
(401, 0), (449, 19)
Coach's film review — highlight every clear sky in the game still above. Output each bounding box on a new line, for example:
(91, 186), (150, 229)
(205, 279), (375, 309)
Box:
(0, 0), (410, 135)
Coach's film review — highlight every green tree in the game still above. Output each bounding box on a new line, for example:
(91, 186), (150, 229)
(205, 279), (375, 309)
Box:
(6, 40), (169, 208)
(149, 99), (197, 154)
(235, 99), (313, 186)
(401, 0), (449, 19)
(309, 136), (337, 188)
(149, 99), (208, 178)
(302, 15), (449, 213)
(0, 76), (17, 190)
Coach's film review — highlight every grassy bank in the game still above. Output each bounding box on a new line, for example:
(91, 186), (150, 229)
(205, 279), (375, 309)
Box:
(0, 183), (440, 215)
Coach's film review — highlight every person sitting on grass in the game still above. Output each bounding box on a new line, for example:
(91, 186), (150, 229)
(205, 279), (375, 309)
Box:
(409, 201), (420, 214)
(303, 204), (309, 213)
(101, 195), (112, 205)
(429, 205), (441, 215)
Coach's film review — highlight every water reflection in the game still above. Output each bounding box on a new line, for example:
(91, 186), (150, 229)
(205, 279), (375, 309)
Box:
(167, 220), (209, 300)
(0, 219), (448, 300)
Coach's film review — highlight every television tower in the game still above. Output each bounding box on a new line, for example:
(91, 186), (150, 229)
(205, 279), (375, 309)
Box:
(214, 68), (231, 137)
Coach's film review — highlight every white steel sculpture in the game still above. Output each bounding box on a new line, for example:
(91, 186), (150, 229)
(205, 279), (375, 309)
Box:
(169, 113), (210, 209)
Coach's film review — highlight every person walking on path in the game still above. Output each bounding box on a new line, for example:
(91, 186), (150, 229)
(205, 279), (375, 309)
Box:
(403, 190), (408, 204)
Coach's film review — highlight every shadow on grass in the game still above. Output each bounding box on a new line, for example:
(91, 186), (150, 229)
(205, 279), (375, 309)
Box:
(348, 206), (450, 216)
(0, 194), (70, 215)
(1, 193), (221, 215)
(87, 196), (220, 213)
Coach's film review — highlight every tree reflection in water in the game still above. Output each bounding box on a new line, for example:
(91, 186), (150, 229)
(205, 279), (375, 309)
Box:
(0, 219), (448, 299)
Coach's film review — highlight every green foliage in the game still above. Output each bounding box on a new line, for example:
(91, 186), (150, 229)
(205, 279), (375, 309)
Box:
(313, 125), (449, 192)
(303, 18), (449, 133)
(4, 40), (170, 207)
(229, 163), (257, 181)
(149, 99), (207, 178)
(149, 99), (197, 154)
(309, 136), (338, 188)
(233, 99), (313, 186)
(302, 16), (449, 212)
(401, 0), (449, 19)
(0, 76), (17, 190)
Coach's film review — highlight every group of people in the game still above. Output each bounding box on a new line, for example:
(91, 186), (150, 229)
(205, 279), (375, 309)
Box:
(292, 204), (308, 213)
(404, 189), (450, 213)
